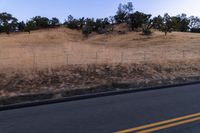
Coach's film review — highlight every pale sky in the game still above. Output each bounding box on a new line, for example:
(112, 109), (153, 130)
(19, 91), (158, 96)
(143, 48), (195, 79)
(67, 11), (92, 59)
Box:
(0, 0), (199, 22)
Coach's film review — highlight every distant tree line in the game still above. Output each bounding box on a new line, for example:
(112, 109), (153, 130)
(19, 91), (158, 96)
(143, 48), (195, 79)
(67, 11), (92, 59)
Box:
(1, 2), (200, 36)
(0, 12), (60, 34)
(64, 2), (200, 36)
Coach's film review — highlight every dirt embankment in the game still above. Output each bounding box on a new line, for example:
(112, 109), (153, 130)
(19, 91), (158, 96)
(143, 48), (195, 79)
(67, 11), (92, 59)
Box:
(1, 60), (200, 105)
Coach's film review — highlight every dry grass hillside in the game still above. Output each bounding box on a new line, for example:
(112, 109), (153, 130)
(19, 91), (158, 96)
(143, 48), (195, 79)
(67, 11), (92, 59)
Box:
(0, 27), (200, 71)
(1, 27), (200, 101)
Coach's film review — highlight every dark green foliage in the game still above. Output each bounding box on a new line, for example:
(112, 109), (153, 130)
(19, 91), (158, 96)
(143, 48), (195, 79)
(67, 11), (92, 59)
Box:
(189, 16), (200, 30)
(170, 14), (190, 32)
(142, 19), (153, 35)
(142, 28), (152, 35)
(114, 11), (127, 24)
(109, 16), (115, 24)
(49, 17), (60, 27)
(0, 2), (199, 36)
(4, 23), (10, 34)
(65, 15), (85, 30)
(191, 28), (200, 33)
(78, 17), (85, 29)
(24, 20), (36, 33)
(162, 13), (173, 36)
(153, 13), (190, 35)
(66, 15), (80, 29)
(82, 25), (92, 37)
(179, 14), (190, 32)
(85, 18), (96, 29)
(81, 18), (95, 37)
(153, 13), (173, 36)
(153, 15), (163, 29)
(114, 2), (154, 34)
(0, 12), (18, 34)
(114, 2), (134, 24)
(94, 18), (110, 34)
(66, 15), (112, 36)
(24, 16), (60, 33)
(32, 16), (50, 29)
(0, 25), (3, 33)
(127, 11), (152, 31)
(18, 21), (26, 32)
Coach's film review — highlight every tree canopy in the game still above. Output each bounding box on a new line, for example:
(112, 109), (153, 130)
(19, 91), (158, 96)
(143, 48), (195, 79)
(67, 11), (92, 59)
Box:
(0, 2), (200, 36)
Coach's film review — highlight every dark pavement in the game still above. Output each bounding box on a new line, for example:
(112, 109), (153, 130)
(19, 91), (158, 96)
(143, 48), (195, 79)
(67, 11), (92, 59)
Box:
(1, 84), (200, 133)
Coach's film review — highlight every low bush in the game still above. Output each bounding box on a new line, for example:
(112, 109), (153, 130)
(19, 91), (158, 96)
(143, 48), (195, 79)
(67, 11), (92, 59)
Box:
(142, 28), (152, 35)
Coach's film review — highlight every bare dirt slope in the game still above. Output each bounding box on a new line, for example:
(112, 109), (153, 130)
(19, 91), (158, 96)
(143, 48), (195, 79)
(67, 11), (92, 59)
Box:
(0, 27), (200, 71)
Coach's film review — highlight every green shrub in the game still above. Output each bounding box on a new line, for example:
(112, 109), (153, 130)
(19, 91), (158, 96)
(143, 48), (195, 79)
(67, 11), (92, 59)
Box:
(142, 28), (152, 35)
(82, 25), (92, 37)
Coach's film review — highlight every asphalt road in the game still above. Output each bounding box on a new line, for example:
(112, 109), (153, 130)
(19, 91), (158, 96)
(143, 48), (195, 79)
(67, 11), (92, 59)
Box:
(1, 84), (200, 133)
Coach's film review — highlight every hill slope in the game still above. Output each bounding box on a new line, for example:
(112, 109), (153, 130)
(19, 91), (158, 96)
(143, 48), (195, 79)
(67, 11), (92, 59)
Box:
(0, 27), (200, 71)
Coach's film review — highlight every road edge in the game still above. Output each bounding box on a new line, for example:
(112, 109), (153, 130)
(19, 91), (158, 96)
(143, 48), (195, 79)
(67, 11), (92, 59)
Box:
(0, 80), (200, 111)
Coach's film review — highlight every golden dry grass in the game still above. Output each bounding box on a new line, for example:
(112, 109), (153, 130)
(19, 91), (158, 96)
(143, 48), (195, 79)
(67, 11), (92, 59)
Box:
(0, 27), (200, 72)
(1, 28), (200, 101)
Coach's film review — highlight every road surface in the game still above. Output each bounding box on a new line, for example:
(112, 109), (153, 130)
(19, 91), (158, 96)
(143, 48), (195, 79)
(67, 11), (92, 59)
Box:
(1, 84), (200, 133)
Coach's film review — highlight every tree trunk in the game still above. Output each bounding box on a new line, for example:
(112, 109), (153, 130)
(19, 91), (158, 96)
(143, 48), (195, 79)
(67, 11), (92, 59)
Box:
(165, 31), (167, 36)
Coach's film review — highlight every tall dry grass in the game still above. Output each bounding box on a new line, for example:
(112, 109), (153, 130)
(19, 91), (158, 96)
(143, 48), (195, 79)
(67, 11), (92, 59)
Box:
(0, 28), (200, 100)
(0, 27), (200, 72)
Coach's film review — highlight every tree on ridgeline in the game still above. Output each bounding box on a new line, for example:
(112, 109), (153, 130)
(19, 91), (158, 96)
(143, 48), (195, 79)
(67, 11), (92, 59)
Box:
(24, 20), (36, 34)
(153, 13), (173, 36)
(82, 24), (92, 38)
(142, 18), (154, 35)
(32, 16), (50, 29)
(82, 18), (95, 37)
(0, 25), (2, 33)
(78, 17), (85, 30)
(170, 14), (190, 32)
(114, 2), (154, 34)
(189, 16), (200, 28)
(65, 15), (80, 30)
(49, 17), (60, 28)
(84, 18), (95, 31)
(24, 16), (59, 33)
(109, 16), (115, 25)
(0, 12), (18, 34)
(178, 14), (190, 32)
(127, 11), (152, 31)
(161, 13), (173, 36)
(94, 18), (110, 34)
(189, 16), (200, 33)
(114, 2), (134, 24)
(18, 21), (26, 32)
(153, 13), (190, 35)
(1, 2), (200, 36)
(153, 15), (163, 29)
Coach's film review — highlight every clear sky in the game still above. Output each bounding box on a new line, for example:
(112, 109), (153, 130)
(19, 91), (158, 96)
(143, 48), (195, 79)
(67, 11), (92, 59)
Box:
(0, 0), (199, 22)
